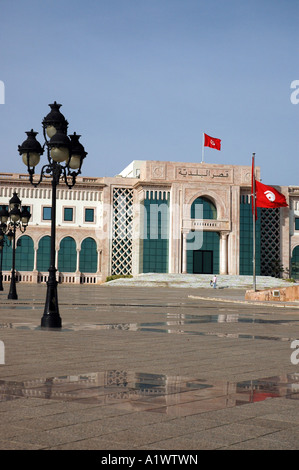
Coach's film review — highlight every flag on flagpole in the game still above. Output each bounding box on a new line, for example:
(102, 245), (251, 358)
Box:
(251, 153), (257, 291)
(251, 154), (257, 220)
(204, 133), (221, 150)
(250, 153), (288, 292)
(251, 156), (288, 219)
(255, 181), (288, 208)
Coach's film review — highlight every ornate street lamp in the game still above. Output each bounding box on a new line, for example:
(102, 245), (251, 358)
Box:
(0, 196), (31, 299)
(0, 224), (8, 292)
(0, 206), (9, 291)
(18, 102), (87, 328)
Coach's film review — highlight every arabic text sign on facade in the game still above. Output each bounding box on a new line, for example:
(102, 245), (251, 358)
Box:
(176, 167), (233, 183)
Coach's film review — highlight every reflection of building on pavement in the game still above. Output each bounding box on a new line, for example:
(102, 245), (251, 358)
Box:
(1, 371), (299, 414)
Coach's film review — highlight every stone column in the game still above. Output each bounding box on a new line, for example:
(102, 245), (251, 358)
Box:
(97, 249), (102, 273)
(55, 248), (58, 270)
(55, 247), (59, 282)
(75, 248), (81, 284)
(32, 244), (38, 283)
(220, 231), (229, 275)
(182, 232), (188, 274)
(96, 249), (103, 283)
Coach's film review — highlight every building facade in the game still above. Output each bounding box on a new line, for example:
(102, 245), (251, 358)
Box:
(0, 160), (298, 284)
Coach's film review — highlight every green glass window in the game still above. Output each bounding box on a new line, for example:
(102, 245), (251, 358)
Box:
(142, 192), (169, 273)
(291, 246), (299, 278)
(37, 236), (51, 271)
(295, 219), (299, 231)
(58, 237), (76, 272)
(85, 208), (94, 222)
(15, 235), (34, 271)
(64, 208), (73, 222)
(43, 207), (51, 220)
(191, 197), (217, 219)
(79, 237), (97, 273)
(239, 197), (261, 275)
(2, 238), (12, 271)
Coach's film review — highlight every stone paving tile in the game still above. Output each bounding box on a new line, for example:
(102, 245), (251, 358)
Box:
(219, 439), (294, 450)
(259, 428), (299, 447)
(0, 439), (44, 450)
(141, 434), (231, 450)
(49, 437), (136, 450)
(1, 283), (299, 450)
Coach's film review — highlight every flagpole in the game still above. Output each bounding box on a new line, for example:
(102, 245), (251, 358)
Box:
(201, 133), (204, 163)
(252, 153), (256, 292)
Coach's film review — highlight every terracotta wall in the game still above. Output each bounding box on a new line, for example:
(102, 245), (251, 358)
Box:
(245, 284), (299, 302)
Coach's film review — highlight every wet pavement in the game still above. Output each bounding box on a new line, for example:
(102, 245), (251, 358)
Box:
(0, 281), (299, 450)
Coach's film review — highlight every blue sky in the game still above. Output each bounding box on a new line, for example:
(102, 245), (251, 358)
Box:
(0, 0), (298, 185)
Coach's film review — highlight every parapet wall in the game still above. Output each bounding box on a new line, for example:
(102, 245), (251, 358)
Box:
(245, 284), (299, 302)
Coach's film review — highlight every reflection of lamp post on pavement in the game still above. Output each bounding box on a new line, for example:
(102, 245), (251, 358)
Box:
(0, 196), (31, 299)
(18, 102), (87, 329)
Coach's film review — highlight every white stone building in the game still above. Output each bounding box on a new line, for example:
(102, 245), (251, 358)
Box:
(0, 159), (298, 284)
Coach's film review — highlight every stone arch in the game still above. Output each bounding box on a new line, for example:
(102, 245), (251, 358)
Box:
(186, 190), (227, 220)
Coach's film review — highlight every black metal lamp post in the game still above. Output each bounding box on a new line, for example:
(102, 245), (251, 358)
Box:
(6, 227), (16, 300)
(0, 206), (9, 292)
(0, 226), (6, 292)
(18, 102), (87, 329)
(0, 196), (31, 299)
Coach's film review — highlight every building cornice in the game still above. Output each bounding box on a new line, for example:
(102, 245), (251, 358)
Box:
(0, 172), (106, 190)
(133, 181), (172, 190)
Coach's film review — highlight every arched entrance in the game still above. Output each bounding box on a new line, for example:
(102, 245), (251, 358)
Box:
(188, 197), (219, 274)
(187, 231), (220, 274)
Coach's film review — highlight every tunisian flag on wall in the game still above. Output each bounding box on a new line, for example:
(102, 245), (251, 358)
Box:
(255, 180), (288, 208)
(204, 133), (221, 150)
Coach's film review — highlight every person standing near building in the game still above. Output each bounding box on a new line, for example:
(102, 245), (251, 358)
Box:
(213, 275), (217, 289)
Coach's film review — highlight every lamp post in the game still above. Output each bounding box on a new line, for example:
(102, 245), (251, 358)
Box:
(0, 197), (31, 299)
(0, 205), (9, 292)
(18, 102), (87, 328)
(0, 226), (7, 292)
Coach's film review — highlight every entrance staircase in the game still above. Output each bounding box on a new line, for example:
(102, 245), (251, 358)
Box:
(106, 273), (292, 290)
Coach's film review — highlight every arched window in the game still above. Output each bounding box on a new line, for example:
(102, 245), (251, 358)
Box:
(37, 236), (51, 271)
(79, 237), (97, 273)
(2, 239), (12, 271)
(15, 235), (34, 271)
(191, 197), (217, 219)
(291, 246), (299, 278)
(58, 237), (76, 272)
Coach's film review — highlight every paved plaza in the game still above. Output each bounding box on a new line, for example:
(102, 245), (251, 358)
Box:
(0, 276), (299, 450)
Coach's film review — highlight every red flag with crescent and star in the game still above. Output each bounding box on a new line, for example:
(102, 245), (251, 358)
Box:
(204, 133), (221, 150)
(255, 181), (288, 208)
